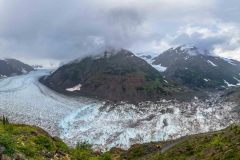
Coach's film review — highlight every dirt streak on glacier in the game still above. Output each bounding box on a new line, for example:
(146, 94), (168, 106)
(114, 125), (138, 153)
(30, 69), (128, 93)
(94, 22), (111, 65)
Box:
(0, 70), (239, 150)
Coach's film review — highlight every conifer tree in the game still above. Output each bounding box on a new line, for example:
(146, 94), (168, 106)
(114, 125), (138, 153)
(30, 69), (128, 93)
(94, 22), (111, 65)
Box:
(5, 117), (9, 125)
(2, 115), (5, 125)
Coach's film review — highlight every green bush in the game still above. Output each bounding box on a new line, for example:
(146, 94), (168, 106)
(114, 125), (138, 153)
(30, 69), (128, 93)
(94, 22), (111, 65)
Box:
(70, 148), (93, 160)
(0, 134), (15, 155)
(17, 145), (36, 157)
(99, 153), (112, 160)
(34, 135), (54, 151)
(76, 141), (93, 150)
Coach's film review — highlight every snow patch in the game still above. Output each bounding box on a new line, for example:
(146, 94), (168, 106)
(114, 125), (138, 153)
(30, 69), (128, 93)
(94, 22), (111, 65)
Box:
(137, 55), (167, 72)
(66, 84), (82, 92)
(152, 64), (167, 72)
(21, 68), (27, 74)
(177, 45), (199, 56)
(233, 77), (240, 86)
(224, 80), (236, 87)
(207, 60), (218, 67)
(204, 79), (210, 82)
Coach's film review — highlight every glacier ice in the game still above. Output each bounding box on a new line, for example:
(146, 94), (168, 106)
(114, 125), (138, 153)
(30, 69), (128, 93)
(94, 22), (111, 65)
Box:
(0, 70), (239, 150)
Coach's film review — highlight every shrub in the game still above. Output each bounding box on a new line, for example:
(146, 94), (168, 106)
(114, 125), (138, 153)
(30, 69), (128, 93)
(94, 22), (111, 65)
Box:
(76, 141), (92, 150)
(0, 134), (15, 155)
(34, 135), (54, 151)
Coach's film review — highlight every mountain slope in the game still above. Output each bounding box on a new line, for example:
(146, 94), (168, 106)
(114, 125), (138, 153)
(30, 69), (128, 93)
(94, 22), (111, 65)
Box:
(110, 124), (240, 160)
(1, 118), (240, 159)
(42, 49), (186, 103)
(0, 59), (34, 78)
(151, 45), (240, 89)
(0, 121), (69, 159)
(0, 119), (111, 160)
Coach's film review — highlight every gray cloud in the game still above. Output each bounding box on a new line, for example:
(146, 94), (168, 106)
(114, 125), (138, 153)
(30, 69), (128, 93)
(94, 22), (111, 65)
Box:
(0, 0), (240, 65)
(172, 32), (226, 51)
(0, 0), (148, 64)
(214, 0), (240, 23)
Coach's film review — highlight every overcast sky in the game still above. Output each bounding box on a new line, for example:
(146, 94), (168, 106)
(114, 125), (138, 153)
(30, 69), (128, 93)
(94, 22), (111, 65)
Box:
(0, 0), (240, 67)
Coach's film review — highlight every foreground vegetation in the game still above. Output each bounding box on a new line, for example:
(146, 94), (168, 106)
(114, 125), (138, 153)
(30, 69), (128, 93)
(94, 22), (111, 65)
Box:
(111, 124), (240, 160)
(0, 116), (240, 159)
(0, 116), (110, 160)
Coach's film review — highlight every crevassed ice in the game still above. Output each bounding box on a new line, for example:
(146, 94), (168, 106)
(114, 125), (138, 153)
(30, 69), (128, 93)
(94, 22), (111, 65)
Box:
(0, 70), (239, 150)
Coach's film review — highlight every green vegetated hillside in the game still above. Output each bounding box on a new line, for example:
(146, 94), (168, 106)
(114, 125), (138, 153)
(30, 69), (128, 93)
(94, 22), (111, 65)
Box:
(110, 125), (240, 160)
(0, 117), (110, 160)
(0, 117), (240, 160)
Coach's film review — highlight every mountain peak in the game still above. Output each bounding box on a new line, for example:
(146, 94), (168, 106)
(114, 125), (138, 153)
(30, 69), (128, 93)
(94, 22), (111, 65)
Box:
(168, 45), (200, 56)
(91, 48), (137, 63)
(88, 48), (134, 60)
(177, 44), (197, 51)
(152, 45), (240, 89)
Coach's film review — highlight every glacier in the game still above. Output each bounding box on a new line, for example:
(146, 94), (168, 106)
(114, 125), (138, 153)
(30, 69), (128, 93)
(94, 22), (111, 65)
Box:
(0, 70), (239, 150)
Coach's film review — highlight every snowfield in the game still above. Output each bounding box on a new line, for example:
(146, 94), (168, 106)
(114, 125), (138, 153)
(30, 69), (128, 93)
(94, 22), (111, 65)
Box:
(136, 54), (167, 72)
(66, 84), (82, 92)
(207, 60), (218, 67)
(0, 70), (239, 150)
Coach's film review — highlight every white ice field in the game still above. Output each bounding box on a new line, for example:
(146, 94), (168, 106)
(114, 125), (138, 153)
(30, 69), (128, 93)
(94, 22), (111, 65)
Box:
(0, 70), (239, 150)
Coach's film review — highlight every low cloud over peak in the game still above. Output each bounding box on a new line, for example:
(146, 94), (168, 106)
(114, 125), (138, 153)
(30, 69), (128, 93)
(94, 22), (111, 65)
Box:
(0, 0), (240, 66)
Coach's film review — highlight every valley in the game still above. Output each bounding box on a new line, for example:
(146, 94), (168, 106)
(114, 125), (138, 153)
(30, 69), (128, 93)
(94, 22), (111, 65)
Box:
(0, 69), (239, 151)
(1, 1), (240, 158)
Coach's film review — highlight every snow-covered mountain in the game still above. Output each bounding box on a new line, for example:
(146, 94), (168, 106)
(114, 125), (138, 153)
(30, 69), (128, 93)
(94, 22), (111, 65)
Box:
(140, 45), (240, 89)
(0, 59), (34, 78)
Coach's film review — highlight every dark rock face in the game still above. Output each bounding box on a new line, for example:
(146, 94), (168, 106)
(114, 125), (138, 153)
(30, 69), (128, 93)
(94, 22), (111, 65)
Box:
(0, 59), (34, 77)
(153, 45), (240, 89)
(42, 49), (184, 103)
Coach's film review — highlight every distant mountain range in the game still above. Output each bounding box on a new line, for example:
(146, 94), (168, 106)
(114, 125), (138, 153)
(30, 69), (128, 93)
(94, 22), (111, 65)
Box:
(40, 45), (240, 103)
(0, 59), (34, 78)
(141, 45), (240, 90)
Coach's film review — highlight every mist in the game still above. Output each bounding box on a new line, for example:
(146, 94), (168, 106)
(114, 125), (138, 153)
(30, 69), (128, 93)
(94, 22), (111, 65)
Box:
(0, 0), (240, 66)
